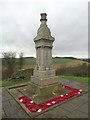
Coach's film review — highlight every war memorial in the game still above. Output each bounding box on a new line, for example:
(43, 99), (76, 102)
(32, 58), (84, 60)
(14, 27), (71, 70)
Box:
(2, 13), (88, 118)
(29, 13), (59, 97)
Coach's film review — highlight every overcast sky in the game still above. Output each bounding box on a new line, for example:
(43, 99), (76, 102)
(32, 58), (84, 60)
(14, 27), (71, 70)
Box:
(0, 0), (89, 58)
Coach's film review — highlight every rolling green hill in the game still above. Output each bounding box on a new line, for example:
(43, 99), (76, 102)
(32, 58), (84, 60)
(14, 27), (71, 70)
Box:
(1, 57), (89, 86)
(23, 57), (88, 70)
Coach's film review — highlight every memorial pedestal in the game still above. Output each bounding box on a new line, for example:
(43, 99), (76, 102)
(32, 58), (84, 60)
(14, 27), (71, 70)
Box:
(28, 78), (60, 97)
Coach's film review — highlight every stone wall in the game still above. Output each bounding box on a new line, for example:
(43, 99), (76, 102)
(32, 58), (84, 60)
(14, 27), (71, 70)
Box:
(11, 68), (34, 80)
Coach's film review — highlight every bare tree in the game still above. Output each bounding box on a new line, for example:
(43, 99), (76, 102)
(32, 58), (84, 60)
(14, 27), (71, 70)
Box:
(2, 52), (16, 79)
(19, 52), (24, 69)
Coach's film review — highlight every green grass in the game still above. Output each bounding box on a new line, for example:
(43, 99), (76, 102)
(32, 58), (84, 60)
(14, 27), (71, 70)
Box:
(24, 58), (75, 65)
(24, 57), (36, 64)
(0, 81), (2, 87)
(52, 58), (74, 64)
(1, 75), (89, 87)
(2, 79), (29, 87)
(60, 75), (90, 83)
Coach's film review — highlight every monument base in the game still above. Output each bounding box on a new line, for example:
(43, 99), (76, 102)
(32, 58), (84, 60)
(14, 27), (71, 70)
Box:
(28, 81), (60, 97)
(31, 76), (58, 86)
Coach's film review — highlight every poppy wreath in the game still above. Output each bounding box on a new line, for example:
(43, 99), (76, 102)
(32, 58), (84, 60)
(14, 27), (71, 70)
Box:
(18, 84), (84, 113)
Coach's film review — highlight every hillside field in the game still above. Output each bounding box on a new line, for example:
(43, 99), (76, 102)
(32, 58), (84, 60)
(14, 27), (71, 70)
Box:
(23, 57), (88, 70)
(1, 57), (89, 86)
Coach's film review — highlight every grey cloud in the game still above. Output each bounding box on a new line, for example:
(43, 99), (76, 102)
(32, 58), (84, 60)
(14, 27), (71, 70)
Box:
(0, 0), (88, 58)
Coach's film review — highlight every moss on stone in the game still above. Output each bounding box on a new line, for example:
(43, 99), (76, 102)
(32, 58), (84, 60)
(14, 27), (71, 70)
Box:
(28, 81), (60, 97)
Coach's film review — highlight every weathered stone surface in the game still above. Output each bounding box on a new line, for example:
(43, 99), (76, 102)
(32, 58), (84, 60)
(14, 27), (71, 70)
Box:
(28, 82), (60, 97)
(34, 13), (54, 41)
(15, 109), (30, 118)
(78, 93), (88, 102)
(34, 13), (55, 72)
(60, 101), (79, 112)
(31, 76), (58, 86)
(2, 109), (6, 118)
(70, 97), (87, 106)
(2, 87), (30, 118)
(30, 13), (59, 96)
(33, 69), (55, 78)
(2, 80), (88, 118)
(32, 13), (56, 75)
(37, 107), (70, 118)
(78, 103), (88, 114)
(66, 110), (88, 118)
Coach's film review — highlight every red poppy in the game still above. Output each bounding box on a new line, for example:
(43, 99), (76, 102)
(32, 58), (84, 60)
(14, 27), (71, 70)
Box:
(18, 84), (84, 112)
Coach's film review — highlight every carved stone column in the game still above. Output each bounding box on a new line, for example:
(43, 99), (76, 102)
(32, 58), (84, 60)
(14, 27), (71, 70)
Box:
(29, 13), (59, 96)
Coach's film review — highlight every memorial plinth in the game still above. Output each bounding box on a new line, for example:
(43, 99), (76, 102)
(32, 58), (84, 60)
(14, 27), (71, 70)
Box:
(28, 13), (60, 96)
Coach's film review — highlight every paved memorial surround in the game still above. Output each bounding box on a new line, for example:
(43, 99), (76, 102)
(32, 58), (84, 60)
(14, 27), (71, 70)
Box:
(18, 84), (85, 113)
(2, 80), (89, 118)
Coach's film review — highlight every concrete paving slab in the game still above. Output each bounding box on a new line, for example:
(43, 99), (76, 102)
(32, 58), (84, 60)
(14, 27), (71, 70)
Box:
(78, 103), (88, 114)
(78, 93), (88, 102)
(69, 96), (87, 106)
(60, 101), (79, 112)
(3, 104), (19, 117)
(66, 110), (88, 118)
(37, 107), (70, 118)
(2, 80), (89, 119)
(15, 109), (30, 118)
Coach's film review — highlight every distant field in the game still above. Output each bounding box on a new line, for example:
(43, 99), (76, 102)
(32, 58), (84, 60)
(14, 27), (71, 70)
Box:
(24, 57), (75, 64)
(52, 58), (76, 64)
(23, 57), (88, 70)
(24, 57), (36, 65)
(1, 57), (89, 86)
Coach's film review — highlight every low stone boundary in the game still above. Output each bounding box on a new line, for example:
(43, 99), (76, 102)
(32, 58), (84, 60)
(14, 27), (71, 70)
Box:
(11, 68), (34, 80)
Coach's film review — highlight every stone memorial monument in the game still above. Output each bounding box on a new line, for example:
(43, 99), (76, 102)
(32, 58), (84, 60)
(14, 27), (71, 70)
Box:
(29, 13), (59, 96)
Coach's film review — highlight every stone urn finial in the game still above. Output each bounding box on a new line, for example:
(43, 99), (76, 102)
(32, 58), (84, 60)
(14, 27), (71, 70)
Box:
(40, 13), (47, 21)
(34, 13), (54, 41)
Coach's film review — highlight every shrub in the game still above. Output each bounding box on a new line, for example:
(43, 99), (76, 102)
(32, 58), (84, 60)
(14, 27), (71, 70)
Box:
(56, 63), (88, 77)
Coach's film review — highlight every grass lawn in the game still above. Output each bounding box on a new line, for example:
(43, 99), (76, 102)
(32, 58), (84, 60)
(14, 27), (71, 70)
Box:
(25, 57), (36, 65)
(52, 58), (74, 64)
(60, 75), (90, 83)
(1, 79), (29, 87)
(0, 81), (2, 87)
(24, 58), (75, 65)
(1, 75), (89, 87)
